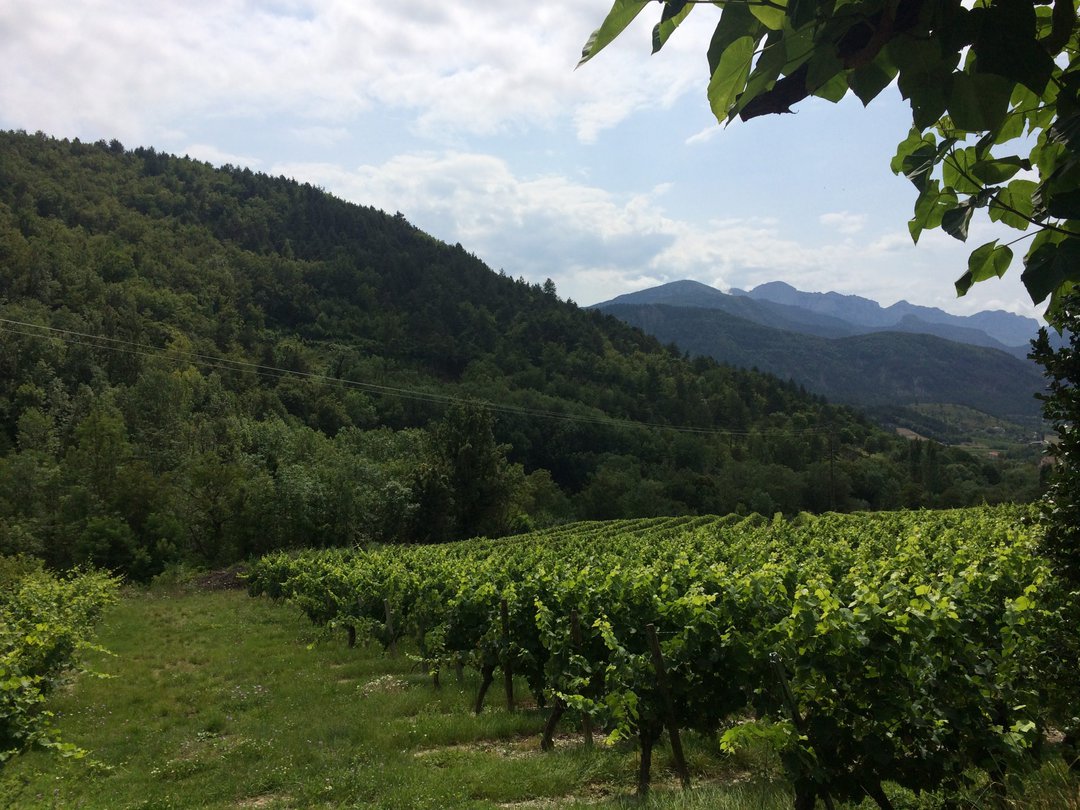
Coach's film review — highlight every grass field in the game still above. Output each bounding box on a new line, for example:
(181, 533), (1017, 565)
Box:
(4, 581), (1078, 809)
(0, 583), (794, 810)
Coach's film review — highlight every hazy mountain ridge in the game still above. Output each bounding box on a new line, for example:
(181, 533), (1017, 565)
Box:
(737, 280), (1041, 353)
(594, 282), (1047, 425)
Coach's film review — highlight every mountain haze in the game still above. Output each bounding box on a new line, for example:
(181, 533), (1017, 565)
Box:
(594, 281), (1046, 426)
(599, 302), (1045, 421)
(738, 280), (1042, 354)
(599, 280), (1043, 356)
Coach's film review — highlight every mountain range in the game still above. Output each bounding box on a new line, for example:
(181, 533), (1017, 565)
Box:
(593, 280), (1048, 425)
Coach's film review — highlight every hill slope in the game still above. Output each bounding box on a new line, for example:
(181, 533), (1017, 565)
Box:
(0, 132), (1039, 575)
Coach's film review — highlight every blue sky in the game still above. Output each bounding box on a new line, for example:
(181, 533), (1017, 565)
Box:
(0, 1), (1045, 320)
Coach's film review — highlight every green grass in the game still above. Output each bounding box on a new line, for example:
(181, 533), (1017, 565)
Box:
(0, 586), (787, 809)
(3, 585), (1075, 809)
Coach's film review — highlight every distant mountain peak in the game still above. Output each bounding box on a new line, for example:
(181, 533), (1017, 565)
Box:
(744, 280), (1040, 349)
(594, 279), (729, 309)
(596, 278), (1052, 357)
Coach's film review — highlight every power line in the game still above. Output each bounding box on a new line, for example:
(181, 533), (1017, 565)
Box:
(0, 316), (831, 438)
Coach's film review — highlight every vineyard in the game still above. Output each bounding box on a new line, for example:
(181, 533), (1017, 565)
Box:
(247, 505), (1073, 808)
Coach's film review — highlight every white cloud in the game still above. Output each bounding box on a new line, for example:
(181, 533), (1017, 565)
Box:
(289, 126), (349, 148)
(685, 124), (720, 145)
(819, 211), (867, 235)
(269, 149), (1043, 319)
(0, 0), (1047, 321)
(868, 231), (912, 252)
(0, 0), (715, 145)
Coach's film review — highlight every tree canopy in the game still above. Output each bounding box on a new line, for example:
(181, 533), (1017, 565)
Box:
(581, 0), (1080, 323)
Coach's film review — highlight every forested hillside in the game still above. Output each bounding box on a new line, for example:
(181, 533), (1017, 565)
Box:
(0, 132), (1039, 577)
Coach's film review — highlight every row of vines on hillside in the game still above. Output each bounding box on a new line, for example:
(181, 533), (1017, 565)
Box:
(247, 507), (1069, 807)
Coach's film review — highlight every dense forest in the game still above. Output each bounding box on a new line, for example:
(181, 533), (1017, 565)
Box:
(0, 131), (1041, 578)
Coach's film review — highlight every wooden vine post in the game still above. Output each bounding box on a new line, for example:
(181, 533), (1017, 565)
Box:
(541, 698), (566, 751)
(501, 598), (514, 712)
(570, 610), (594, 747)
(417, 618), (439, 689)
(384, 599), (397, 656)
(771, 654), (838, 810)
(645, 623), (691, 789)
(638, 725), (661, 796)
(474, 663), (496, 715)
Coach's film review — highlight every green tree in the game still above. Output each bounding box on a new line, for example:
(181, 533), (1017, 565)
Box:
(582, 0), (1080, 318)
(1030, 290), (1080, 585)
(427, 403), (522, 541)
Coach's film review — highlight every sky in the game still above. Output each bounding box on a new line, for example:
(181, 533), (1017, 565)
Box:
(0, 0), (1047, 321)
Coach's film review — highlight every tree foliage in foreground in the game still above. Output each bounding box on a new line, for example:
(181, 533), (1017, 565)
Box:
(582, 0), (1080, 321)
(1031, 289), (1080, 585)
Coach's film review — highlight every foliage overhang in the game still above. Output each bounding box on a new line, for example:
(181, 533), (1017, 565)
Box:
(582, 0), (1080, 325)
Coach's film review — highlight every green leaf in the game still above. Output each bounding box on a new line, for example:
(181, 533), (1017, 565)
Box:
(941, 199), (975, 241)
(941, 146), (984, 195)
(891, 129), (933, 175)
(947, 72), (1014, 133)
(851, 52), (898, 106)
(955, 240), (1013, 296)
(891, 129), (939, 192)
(1012, 594), (1033, 611)
(1046, 113), (1080, 152)
(970, 156), (1029, 184)
(732, 31), (799, 118)
(996, 110), (1027, 143)
(653, 1), (693, 54)
(787, 0), (820, 30)
(970, 0), (1054, 95)
(733, 24), (821, 120)
(707, 4), (765, 76)
(749, 0), (788, 31)
(909, 181), (958, 243)
(888, 35), (946, 81)
(813, 72), (849, 103)
(806, 46), (844, 96)
(910, 82), (949, 130)
(1023, 233), (1080, 304)
(709, 36), (759, 121)
(578, 0), (650, 68)
(1044, 279), (1077, 324)
(988, 179), (1037, 229)
(1047, 189), (1080, 220)
(890, 36), (958, 129)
